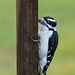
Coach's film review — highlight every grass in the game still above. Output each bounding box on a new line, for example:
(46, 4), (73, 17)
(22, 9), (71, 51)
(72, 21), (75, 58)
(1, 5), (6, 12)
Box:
(0, 0), (75, 75)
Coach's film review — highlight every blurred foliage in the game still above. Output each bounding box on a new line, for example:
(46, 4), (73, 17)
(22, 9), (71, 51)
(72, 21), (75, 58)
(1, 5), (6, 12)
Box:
(0, 0), (75, 75)
(39, 0), (75, 75)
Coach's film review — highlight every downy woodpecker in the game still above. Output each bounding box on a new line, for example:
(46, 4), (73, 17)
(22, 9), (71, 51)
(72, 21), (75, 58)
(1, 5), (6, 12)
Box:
(38, 16), (58, 75)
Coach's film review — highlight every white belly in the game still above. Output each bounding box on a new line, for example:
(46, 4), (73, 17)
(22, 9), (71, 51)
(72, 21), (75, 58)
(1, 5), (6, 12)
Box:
(38, 31), (53, 68)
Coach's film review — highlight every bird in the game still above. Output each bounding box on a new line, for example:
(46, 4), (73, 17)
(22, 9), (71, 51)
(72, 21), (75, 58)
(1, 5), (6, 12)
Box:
(38, 16), (58, 75)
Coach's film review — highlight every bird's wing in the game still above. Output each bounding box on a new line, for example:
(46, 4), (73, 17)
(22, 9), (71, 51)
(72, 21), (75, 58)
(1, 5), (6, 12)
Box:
(43, 31), (58, 73)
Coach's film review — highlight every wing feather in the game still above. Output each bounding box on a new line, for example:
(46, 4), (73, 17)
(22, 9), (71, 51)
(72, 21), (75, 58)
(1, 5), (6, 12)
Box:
(43, 31), (58, 73)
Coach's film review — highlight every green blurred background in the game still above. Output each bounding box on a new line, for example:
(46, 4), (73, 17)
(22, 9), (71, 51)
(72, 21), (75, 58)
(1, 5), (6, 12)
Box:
(39, 0), (75, 75)
(0, 0), (75, 75)
(0, 0), (16, 75)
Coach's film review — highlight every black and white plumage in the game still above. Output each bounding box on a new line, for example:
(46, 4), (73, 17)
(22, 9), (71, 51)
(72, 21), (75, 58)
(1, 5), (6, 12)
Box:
(42, 31), (58, 75)
(38, 16), (58, 75)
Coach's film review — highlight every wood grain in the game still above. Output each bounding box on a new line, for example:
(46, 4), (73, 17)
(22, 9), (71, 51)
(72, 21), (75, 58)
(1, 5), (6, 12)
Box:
(17, 0), (38, 75)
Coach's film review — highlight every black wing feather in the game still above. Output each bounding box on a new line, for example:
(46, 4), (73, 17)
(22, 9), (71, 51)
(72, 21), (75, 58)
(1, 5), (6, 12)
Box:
(43, 31), (58, 74)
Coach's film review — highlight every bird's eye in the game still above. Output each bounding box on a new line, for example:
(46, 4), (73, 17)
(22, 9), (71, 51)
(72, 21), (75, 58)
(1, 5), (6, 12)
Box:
(47, 20), (51, 24)
(48, 21), (50, 23)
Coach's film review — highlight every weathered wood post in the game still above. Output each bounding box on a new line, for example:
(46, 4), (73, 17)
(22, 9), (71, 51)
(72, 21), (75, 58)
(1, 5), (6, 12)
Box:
(17, 0), (38, 75)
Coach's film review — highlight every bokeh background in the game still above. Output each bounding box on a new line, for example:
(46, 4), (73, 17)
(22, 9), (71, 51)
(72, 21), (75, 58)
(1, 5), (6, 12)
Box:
(0, 0), (75, 75)
(0, 0), (16, 75)
(39, 0), (75, 75)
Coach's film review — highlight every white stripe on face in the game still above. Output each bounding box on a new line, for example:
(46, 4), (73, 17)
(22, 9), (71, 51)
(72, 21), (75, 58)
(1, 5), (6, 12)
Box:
(47, 19), (55, 22)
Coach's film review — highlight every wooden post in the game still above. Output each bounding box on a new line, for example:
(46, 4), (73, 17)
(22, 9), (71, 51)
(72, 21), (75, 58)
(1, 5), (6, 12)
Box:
(17, 0), (38, 75)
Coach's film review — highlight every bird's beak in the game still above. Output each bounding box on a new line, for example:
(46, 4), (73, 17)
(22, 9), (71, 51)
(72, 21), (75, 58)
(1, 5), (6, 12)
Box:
(38, 18), (44, 24)
(38, 18), (41, 22)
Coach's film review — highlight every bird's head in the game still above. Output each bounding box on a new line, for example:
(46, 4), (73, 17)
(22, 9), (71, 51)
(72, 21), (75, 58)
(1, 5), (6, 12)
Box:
(38, 16), (57, 31)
